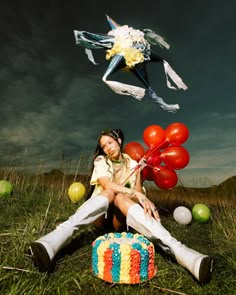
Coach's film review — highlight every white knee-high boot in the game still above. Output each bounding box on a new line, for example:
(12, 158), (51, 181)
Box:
(29, 195), (109, 272)
(127, 204), (213, 284)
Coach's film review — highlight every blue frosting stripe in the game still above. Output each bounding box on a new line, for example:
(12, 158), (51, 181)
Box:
(114, 232), (122, 238)
(137, 235), (150, 245)
(139, 248), (149, 281)
(109, 242), (121, 282)
(126, 232), (134, 239)
(132, 242), (142, 250)
(92, 239), (103, 275)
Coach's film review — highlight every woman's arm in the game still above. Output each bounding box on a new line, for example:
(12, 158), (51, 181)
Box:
(98, 176), (138, 197)
(98, 175), (160, 221)
(134, 167), (142, 192)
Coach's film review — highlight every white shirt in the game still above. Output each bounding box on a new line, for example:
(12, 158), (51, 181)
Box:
(90, 153), (138, 198)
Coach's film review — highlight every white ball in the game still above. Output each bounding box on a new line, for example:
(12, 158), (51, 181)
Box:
(173, 206), (192, 225)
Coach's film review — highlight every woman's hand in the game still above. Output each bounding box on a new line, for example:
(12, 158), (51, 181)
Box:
(135, 192), (160, 221)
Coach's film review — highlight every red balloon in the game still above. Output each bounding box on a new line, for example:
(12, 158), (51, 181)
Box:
(152, 166), (178, 190)
(124, 142), (145, 162)
(161, 146), (190, 170)
(145, 148), (162, 167)
(141, 166), (154, 182)
(143, 125), (167, 148)
(165, 122), (189, 146)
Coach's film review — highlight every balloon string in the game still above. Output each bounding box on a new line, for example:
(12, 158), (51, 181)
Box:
(144, 138), (168, 159)
(121, 163), (142, 186)
(121, 138), (168, 185)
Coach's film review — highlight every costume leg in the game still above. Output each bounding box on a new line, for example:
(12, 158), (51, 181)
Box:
(127, 204), (213, 283)
(29, 195), (109, 272)
(102, 55), (146, 100)
(132, 63), (180, 112)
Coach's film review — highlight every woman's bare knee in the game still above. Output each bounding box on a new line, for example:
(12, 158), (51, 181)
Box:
(101, 189), (116, 202)
(114, 193), (135, 215)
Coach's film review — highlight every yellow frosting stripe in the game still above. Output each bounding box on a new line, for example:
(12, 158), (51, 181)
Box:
(120, 243), (131, 284)
(97, 240), (110, 278)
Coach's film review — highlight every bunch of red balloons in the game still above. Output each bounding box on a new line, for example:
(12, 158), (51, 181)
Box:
(123, 122), (190, 190)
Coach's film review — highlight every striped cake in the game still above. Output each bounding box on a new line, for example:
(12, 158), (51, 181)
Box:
(92, 232), (157, 284)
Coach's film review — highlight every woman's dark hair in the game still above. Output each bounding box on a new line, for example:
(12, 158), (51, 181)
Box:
(84, 128), (124, 200)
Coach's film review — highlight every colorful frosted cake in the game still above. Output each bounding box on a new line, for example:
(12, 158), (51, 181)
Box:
(92, 232), (157, 284)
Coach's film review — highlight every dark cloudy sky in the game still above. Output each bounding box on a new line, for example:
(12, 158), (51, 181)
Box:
(0, 0), (235, 187)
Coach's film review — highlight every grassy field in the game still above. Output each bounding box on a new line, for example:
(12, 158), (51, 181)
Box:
(0, 170), (236, 294)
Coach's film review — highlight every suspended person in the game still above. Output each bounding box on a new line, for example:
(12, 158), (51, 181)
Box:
(29, 129), (213, 283)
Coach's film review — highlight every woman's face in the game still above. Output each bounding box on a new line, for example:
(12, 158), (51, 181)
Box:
(100, 135), (122, 160)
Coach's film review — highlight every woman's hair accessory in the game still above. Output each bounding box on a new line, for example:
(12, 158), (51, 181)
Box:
(101, 129), (119, 138)
(112, 130), (119, 138)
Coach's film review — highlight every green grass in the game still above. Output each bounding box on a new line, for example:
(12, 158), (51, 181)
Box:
(0, 171), (236, 294)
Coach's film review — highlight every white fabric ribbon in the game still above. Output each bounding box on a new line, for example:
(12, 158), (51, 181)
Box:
(85, 49), (98, 65)
(163, 61), (188, 90)
(102, 79), (145, 101)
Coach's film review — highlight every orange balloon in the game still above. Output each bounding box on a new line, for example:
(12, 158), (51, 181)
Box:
(124, 142), (145, 162)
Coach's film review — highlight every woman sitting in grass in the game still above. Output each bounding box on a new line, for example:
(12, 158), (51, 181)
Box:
(30, 128), (213, 284)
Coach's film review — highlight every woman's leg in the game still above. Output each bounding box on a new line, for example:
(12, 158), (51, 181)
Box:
(93, 192), (133, 231)
(112, 193), (137, 230)
(30, 190), (115, 272)
(113, 192), (136, 215)
(93, 190), (117, 230)
(126, 203), (213, 284)
(112, 194), (213, 283)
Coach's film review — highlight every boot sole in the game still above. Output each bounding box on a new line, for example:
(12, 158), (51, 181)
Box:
(30, 242), (51, 272)
(199, 256), (214, 284)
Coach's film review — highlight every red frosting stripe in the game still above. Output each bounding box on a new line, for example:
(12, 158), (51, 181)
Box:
(130, 249), (141, 284)
(148, 245), (156, 279)
(103, 248), (113, 282)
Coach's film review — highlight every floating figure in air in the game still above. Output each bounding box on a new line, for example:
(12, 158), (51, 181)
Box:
(74, 15), (188, 113)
